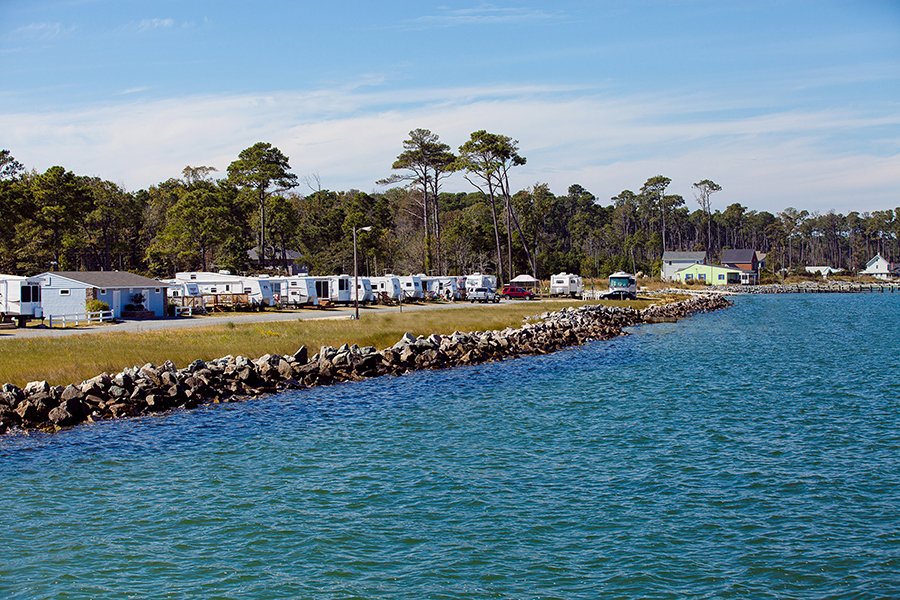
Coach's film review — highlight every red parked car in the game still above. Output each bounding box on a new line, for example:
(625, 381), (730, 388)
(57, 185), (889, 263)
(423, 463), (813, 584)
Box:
(501, 286), (535, 300)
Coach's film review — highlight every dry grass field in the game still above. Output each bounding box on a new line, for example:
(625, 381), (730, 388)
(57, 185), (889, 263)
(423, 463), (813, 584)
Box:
(0, 298), (655, 388)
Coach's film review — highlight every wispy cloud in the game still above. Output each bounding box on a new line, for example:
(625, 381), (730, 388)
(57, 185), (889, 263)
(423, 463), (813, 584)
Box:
(1, 85), (897, 214)
(405, 5), (563, 29)
(10, 22), (76, 40)
(117, 86), (151, 95)
(137, 18), (175, 32)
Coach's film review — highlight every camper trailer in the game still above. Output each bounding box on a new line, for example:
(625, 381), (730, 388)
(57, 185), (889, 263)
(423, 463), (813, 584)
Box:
(352, 277), (374, 304)
(421, 276), (459, 300)
(396, 275), (425, 299)
(273, 277), (318, 307)
(0, 275), (43, 324)
(175, 272), (275, 306)
(369, 276), (403, 300)
(550, 273), (584, 297)
(465, 273), (497, 293)
(311, 275), (353, 304)
(602, 271), (637, 300)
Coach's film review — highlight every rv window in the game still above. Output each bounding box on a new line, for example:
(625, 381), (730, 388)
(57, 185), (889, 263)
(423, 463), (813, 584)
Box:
(211, 287), (217, 293)
(244, 288), (252, 294)
(32, 286), (40, 302)
(21, 286), (31, 303)
(60, 289), (70, 296)
(225, 285), (230, 292)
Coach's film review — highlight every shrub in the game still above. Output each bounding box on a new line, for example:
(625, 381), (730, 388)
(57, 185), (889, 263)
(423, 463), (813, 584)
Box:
(86, 299), (109, 313)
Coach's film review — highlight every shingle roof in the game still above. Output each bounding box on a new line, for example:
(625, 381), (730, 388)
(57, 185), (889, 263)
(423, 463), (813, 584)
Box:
(720, 249), (757, 264)
(44, 271), (167, 288)
(662, 251), (707, 261)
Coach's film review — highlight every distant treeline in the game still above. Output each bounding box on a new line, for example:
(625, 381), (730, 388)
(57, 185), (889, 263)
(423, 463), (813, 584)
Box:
(1, 135), (897, 281)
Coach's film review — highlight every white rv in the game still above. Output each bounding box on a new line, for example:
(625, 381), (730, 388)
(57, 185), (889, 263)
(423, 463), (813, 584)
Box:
(352, 277), (374, 303)
(0, 275), (43, 321)
(311, 275), (353, 304)
(396, 275), (424, 299)
(465, 272), (497, 292)
(603, 271), (637, 300)
(273, 277), (318, 307)
(422, 275), (460, 300)
(550, 272), (583, 297)
(369, 276), (403, 300)
(175, 272), (275, 306)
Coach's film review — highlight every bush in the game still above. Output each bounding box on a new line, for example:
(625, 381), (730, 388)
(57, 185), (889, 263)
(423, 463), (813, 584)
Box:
(86, 299), (109, 313)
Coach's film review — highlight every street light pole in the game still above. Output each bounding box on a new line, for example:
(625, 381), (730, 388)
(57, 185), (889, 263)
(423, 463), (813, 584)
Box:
(354, 225), (372, 320)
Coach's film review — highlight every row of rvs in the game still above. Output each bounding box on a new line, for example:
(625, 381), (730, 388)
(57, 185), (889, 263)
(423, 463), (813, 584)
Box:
(167, 272), (504, 307)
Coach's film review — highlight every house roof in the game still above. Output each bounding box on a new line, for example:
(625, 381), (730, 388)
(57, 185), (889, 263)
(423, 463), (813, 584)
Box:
(662, 251), (707, 261)
(41, 271), (167, 288)
(720, 249), (757, 264)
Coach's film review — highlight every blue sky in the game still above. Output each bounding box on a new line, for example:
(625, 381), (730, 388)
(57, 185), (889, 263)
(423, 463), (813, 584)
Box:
(2, 0), (898, 214)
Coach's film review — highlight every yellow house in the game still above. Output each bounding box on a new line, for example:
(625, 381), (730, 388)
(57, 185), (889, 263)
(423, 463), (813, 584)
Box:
(674, 263), (744, 285)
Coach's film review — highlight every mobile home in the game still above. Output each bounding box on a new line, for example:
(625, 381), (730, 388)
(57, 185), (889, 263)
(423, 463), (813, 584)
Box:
(550, 273), (583, 297)
(369, 276), (403, 300)
(421, 275), (460, 300)
(465, 273), (497, 292)
(352, 277), (374, 303)
(396, 275), (424, 299)
(0, 275), (43, 321)
(273, 277), (318, 307)
(310, 275), (353, 304)
(174, 272), (275, 305)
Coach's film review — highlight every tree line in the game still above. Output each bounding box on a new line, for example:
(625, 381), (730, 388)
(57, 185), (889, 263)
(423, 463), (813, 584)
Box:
(1, 135), (897, 281)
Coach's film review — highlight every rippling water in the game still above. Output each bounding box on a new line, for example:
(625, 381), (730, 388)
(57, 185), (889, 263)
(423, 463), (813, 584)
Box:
(2, 294), (899, 599)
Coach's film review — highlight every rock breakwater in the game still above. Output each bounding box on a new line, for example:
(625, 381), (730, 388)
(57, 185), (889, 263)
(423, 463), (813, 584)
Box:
(0, 295), (730, 435)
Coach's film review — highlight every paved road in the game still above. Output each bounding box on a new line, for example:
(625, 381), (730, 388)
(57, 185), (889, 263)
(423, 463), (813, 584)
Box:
(0, 299), (538, 339)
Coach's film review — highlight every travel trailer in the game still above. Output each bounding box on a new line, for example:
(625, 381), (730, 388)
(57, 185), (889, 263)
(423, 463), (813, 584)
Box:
(602, 271), (637, 300)
(464, 273), (497, 292)
(421, 276), (460, 300)
(550, 273), (584, 297)
(273, 277), (318, 307)
(352, 277), (375, 304)
(174, 272), (275, 306)
(0, 275), (43, 322)
(396, 275), (425, 299)
(369, 276), (403, 300)
(310, 275), (353, 304)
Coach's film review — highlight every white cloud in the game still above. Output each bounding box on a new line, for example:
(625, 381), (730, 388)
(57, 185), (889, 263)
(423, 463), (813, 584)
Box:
(137, 18), (175, 32)
(9, 22), (75, 40)
(404, 5), (564, 29)
(1, 85), (897, 214)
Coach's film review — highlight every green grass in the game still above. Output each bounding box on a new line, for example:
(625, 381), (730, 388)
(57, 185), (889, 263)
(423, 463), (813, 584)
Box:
(0, 299), (656, 388)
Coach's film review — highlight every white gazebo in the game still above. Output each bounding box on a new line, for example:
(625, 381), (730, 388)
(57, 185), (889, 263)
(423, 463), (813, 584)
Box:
(509, 274), (539, 290)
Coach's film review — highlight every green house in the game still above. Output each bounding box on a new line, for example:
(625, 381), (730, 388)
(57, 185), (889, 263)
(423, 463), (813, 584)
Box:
(674, 263), (743, 285)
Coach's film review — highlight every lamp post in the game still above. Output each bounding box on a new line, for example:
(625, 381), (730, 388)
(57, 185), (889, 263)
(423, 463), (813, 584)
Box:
(353, 225), (372, 320)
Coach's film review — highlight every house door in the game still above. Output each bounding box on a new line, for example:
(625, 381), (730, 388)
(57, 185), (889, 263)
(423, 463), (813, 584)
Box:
(112, 290), (120, 317)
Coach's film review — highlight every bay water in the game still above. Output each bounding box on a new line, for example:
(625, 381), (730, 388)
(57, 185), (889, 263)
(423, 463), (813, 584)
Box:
(1, 294), (898, 599)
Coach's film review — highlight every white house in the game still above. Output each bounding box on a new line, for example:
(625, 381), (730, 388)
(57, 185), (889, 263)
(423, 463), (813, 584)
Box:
(661, 251), (707, 281)
(860, 254), (899, 280)
(36, 271), (169, 318)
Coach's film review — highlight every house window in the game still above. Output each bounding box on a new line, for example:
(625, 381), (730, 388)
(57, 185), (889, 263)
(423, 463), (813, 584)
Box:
(699, 274), (706, 281)
(718, 274), (725, 280)
(685, 274), (693, 281)
(155, 288), (160, 293)
(60, 289), (70, 296)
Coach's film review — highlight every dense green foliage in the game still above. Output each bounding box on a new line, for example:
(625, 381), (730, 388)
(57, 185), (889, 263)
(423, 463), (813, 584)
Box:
(1, 140), (897, 280)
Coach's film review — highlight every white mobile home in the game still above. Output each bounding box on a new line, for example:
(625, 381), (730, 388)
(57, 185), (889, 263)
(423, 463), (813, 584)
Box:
(421, 276), (459, 300)
(550, 272), (583, 297)
(0, 275), (43, 320)
(37, 271), (169, 318)
(369, 276), (402, 300)
(352, 277), (374, 303)
(396, 275), (424, 299)
(310, 275), (353, 304)
(465, 273), (497, 292)
(273, 277), (318, 307)
(175, 272), (275, 305)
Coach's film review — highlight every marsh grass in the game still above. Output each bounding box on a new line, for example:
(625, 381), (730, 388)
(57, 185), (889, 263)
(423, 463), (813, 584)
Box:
(0, 299), (654, 388)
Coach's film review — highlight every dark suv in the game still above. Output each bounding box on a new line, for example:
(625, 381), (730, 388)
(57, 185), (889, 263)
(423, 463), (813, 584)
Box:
(501, 286), (535, 300)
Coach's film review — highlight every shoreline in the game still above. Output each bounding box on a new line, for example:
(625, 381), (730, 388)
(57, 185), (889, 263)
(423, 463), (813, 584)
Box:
(0, 295), (731, 437)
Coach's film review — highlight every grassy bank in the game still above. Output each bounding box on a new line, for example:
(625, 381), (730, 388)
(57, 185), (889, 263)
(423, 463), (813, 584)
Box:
(0, 299), (654, 388)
